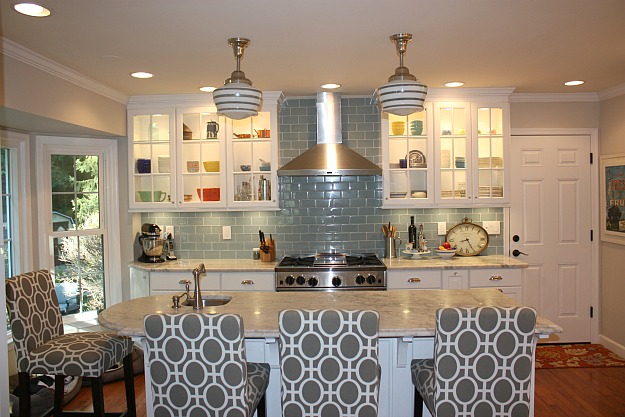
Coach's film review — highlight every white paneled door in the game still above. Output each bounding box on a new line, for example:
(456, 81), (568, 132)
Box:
(509, 135), (592, 342)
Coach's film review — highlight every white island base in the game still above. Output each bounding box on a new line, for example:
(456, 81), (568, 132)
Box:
(99, 289), (560, 417)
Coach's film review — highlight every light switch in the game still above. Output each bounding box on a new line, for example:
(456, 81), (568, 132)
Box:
(483, 221), (500, 235)
(222, 226), (232, 240)
(437, 222), (447, 236)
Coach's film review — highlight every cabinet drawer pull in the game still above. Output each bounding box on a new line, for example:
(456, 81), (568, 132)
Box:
(407, 277), (422, 283)
(489, 275), (503, 281)
(241, 279), (255, 285)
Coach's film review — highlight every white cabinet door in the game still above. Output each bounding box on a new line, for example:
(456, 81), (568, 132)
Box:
(442, 270), (468, 289)
(149, 271), (220, 296)
(387, 270), (441, 289)
(129, 267), (150, 299)
(469, 268), (522, 302)
(221, 272), (275, 291)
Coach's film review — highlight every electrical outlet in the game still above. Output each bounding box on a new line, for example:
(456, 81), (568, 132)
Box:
(165, 226), (174, 239)
(222, 225), (232, 240)
(483, 221), (500, 235)
(437, 222), (447, 236)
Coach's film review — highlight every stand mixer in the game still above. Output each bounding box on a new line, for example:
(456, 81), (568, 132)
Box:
(138, 223), (165, 263)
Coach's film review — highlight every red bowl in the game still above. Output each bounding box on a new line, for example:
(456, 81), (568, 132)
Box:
(197, 188), (220, 201)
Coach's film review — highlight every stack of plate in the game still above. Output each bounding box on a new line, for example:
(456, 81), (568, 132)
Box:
(440, 190), (466, 198)
(441, 150), (451, 168)
(478, 157), (503, 168)
(479, 186), (503, 197)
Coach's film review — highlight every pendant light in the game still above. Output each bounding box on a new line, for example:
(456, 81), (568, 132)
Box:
(213, 38), (262, 120)
(376, 33), (427, 116)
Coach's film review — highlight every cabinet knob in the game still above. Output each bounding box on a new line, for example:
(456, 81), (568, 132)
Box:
(489, 275), (503, 281)
(241, 279), (254, 285)
(407, 277), (422, 283)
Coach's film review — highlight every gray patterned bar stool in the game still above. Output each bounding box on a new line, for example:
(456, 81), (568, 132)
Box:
(5, 270), (136, 417)
(411, 306), (537, 417)
(279, 309), (380, 417)
(143, 312), (270, 417)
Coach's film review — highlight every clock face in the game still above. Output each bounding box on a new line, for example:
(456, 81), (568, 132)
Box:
(446, 222), (489, 256)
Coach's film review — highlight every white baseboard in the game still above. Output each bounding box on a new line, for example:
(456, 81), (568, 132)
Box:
(599, 334), (625, 358)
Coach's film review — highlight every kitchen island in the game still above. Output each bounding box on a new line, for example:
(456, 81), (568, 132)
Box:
(100, 288), (559, 417)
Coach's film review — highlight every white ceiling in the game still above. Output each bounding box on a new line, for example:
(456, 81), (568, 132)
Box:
(2, 0), (625, 98)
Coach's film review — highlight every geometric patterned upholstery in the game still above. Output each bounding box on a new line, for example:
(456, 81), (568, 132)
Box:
(279, 309), (380, 417)
(411, 307), (537, 417)
(5, 269), (136, 417)
(143, 313), (270, 417)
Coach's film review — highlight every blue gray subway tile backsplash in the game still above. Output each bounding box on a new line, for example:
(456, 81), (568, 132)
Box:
(141, 97), (504, 259)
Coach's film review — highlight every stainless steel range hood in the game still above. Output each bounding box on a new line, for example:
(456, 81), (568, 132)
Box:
(277, 92), (382, 176)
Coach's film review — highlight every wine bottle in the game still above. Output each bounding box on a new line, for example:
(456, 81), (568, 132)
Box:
(408, 216), (417, 245)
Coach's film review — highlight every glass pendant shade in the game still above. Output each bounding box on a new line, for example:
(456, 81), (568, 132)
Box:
(213, 38), (262, 120)
(377, 33), (428, 116)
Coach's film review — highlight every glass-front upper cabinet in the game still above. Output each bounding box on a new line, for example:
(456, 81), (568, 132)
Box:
(435, 103), (471, 204)
(226, 110), (278, 210)
(176, 108), (227, 209)
(473, 104), (507, 204)
(381, 104), (434, 207)
(129, 109), (176, 208)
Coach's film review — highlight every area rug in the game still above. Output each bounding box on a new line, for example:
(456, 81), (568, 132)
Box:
(535, 343), (625, 369)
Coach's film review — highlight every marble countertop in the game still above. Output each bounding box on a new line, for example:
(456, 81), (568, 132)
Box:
(99, 288), (560, 338)
(129, 255), (526, 272)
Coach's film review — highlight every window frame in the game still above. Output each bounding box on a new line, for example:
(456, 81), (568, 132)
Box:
(35, 135), (122, 306)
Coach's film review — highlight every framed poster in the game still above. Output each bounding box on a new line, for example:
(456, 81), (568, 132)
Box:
(600, 153), (625, 244)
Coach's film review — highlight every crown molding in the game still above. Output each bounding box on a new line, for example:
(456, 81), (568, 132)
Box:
(509, 92), (599, 102)
(127, 91), (284, 110)
(1, 37), (128, 104)
(598, 83), (625, 101)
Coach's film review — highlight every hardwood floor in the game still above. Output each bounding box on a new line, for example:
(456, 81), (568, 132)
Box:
(64, 367), (625, 416)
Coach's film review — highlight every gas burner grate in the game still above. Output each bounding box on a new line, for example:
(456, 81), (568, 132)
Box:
(278, 256), (315, 267)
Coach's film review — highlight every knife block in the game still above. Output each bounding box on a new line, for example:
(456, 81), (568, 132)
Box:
(260, 241), (276, 262)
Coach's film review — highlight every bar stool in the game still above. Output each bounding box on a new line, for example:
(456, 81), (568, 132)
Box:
(143, 312), (270, 417)
(411, 306), (537, 417)
(5, 270), (136, 417)
(279, 309), (380, 417)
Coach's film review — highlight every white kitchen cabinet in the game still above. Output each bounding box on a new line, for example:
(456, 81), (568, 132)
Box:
(149, 271), (220, 296)
(129, 267), (150, 299)
(469, 268), (522, 302)
(442, 269), (468, 289)
(387, 269), (441, 290)
(127, 92), (281, 212)
(381, 89), (512, 208)
(220, 272), (275, 291)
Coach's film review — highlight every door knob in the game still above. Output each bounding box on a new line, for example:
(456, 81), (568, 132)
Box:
(512, 249), (528, 257)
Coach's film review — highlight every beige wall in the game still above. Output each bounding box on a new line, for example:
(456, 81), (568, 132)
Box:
(599, 94), (625, 349)
(510, 101), (600, 129)
(2, 55), (127, 136)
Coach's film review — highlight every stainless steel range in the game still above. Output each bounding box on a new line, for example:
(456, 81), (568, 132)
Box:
(275, 252), (387, 291)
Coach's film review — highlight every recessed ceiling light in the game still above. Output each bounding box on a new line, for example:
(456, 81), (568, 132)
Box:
(445, 81), (464, 88)
(131, 72), (153, 79)
(321, 83), (341, 89)
(564, 80), (584, 86)
(13, 2), (51, 17)
(199, 86), (216, 92)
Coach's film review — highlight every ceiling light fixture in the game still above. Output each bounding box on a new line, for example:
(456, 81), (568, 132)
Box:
(321, 83), (341, 90)
(564, 80), (584, 86)
(131, 72), (153, 79)
(199, 86), (216, 92)
(13, 2), (51, 17)
(445, 81), (464, 88)
(213, 37), (262, 120)
(376, 33), (428, 116)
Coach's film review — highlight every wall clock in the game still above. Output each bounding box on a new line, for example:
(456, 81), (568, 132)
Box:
(446, 217), (489, 256)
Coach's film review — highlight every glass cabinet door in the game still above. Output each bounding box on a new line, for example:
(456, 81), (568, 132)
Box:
(435, 103), (471, 204)
(130, 110), (175, 207)
(227, 111), (277, 208)
(382, 104), (433, 207)
(474, 105), (506, 202)
(178, 108), (227, 207)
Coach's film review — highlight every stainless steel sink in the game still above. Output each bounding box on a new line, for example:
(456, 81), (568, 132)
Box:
(181, 295), (232, 307)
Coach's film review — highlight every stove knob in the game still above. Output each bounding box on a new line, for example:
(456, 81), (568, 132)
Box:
(296, 275), (306, 286)
(285, 275), (295, 285)
(308, 277), (318, 287)
(332, 276), (342, 287)
(367, 274), (377, 284)
(355, 274), (365, 285)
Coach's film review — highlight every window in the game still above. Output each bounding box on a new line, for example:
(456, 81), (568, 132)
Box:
(36, 136), (122, 311)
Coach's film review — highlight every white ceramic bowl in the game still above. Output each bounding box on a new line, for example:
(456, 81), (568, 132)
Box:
(435, 249), (456, 258)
